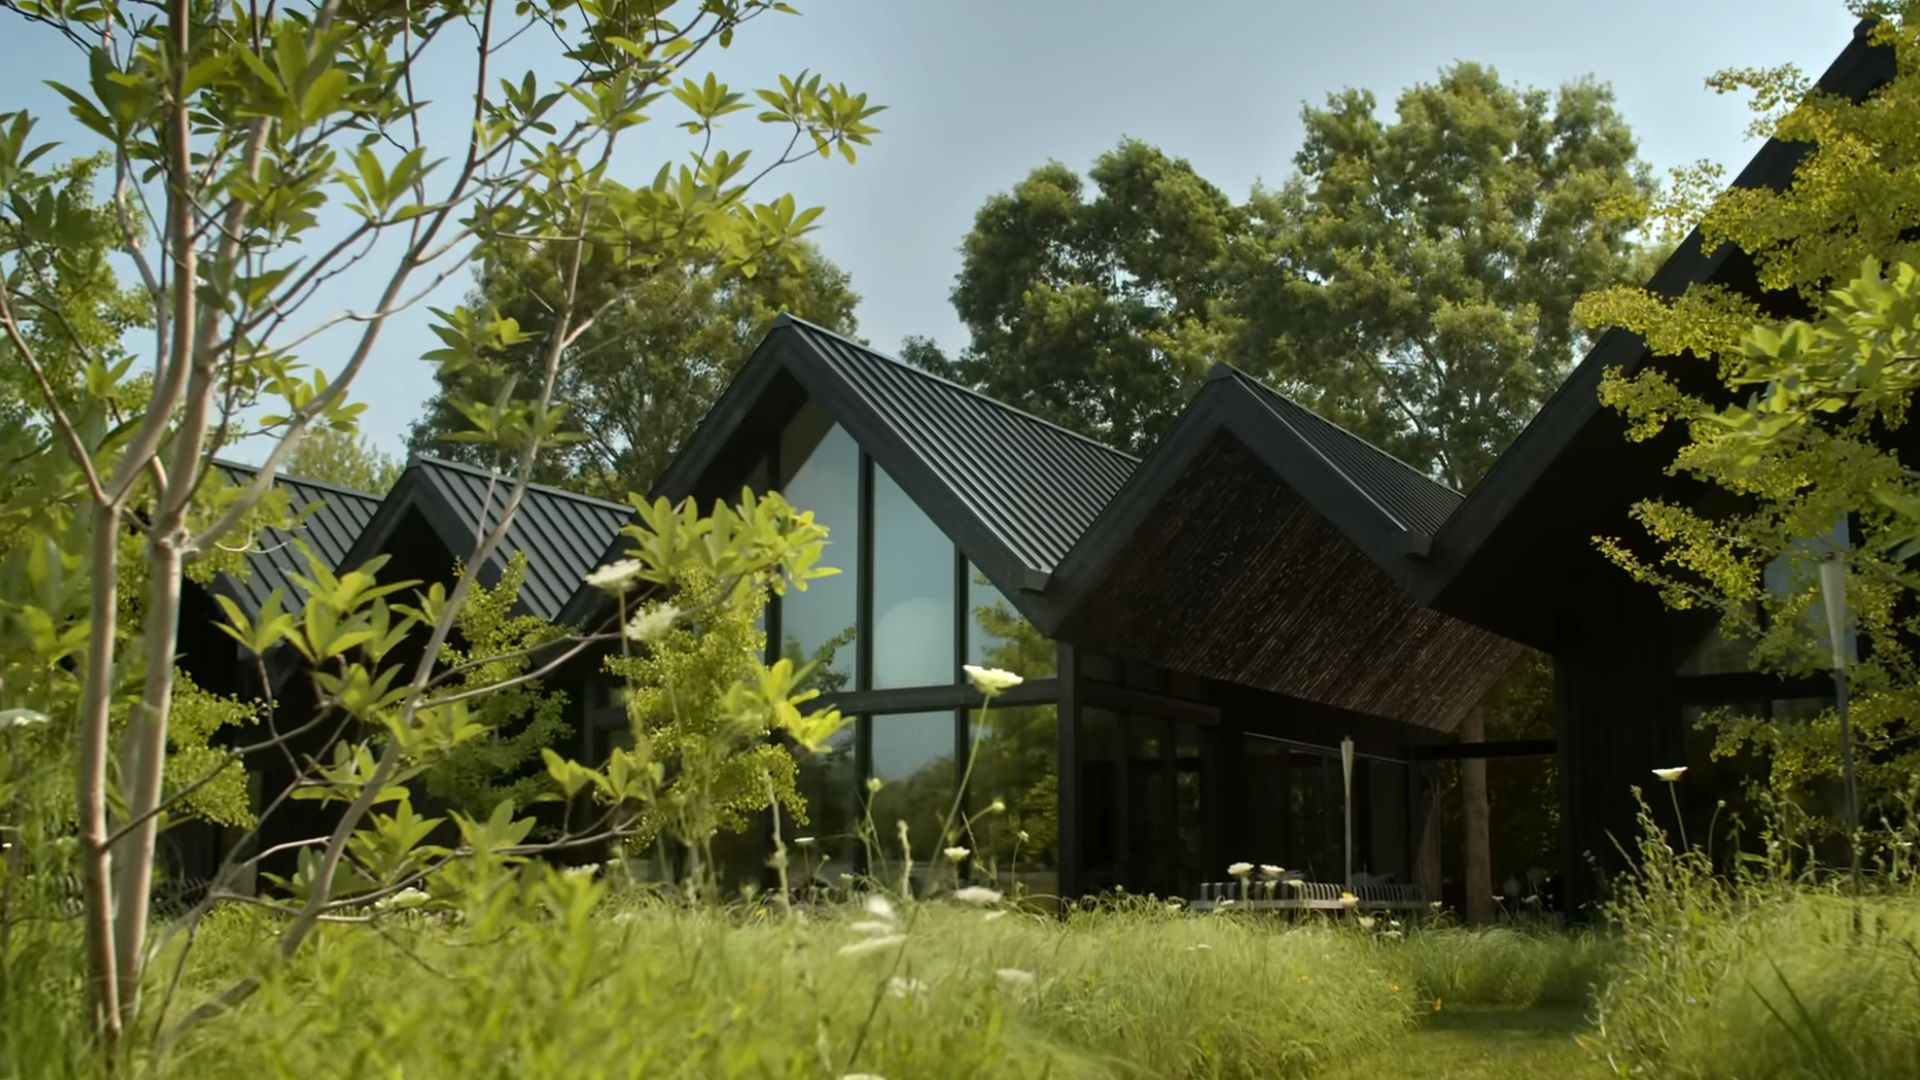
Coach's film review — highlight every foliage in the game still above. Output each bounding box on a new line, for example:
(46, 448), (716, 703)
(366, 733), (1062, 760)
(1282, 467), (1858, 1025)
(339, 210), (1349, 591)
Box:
(905, 140), (1242, 454)
(1584, 8), (1920, 824)
(595, 489), (846, 887)
(914, 65), (1650, 485)
(1251, 63), (1651, 489)
(1399, 925), (1610, 1008)
(0, 0), (884, 1044)
(418, 556), (571, 821)
(411, 242), (859, 498)
(282, 428), (402, 493)
(130, 899), (1416, 1080)
(1589, 788), (1920, 1079)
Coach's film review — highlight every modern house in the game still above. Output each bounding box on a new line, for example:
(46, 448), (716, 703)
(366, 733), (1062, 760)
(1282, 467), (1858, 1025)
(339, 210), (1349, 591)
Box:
(180, 19), (1892, 912)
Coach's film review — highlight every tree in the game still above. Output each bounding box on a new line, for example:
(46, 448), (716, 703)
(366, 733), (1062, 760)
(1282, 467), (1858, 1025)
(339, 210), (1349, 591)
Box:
(409, 241), (859, 498)
(284, 427), (403, 492)
(917, 69), (1650, 488)
(905, 140), (1243, 455)
(1584, 5), (1920, 831)
(0, 0), (881, 1047)
(1245, 63), (1651, 489)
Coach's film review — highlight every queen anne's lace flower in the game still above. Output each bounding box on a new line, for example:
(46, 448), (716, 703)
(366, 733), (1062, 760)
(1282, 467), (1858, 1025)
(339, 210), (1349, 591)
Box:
(962, 665), (1023, 695)
(585, 558), (645, 594)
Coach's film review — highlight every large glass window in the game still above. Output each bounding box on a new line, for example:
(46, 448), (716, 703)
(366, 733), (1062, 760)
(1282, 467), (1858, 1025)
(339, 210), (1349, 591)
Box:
(967, 565), (1055, 677)
(871, 468), (955, 689)
(869, 711), (959, 869)
(1077, 708), (1123, 892)
(968, 705), (1059, 896)
(793, 722), (860, 878)
(779, 411), (859, 691)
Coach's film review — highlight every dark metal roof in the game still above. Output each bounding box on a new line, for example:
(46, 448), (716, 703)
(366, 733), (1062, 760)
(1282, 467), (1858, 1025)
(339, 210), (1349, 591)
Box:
(783, 318), (1138, 572)
(407, 457), (634, 622)
(211, 463), (383, 615)
(1216, 366), (1460, 537)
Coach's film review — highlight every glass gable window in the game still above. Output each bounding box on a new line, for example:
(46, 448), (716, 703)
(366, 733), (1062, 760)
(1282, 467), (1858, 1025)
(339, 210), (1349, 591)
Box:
(967, 564), (1055, 677)
(871, 467), (955, 689)
(779, 409), (860, 690)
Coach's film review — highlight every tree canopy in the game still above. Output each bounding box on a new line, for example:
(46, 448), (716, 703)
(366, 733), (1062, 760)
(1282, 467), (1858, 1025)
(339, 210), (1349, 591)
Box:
(913, 63), (1651, 487)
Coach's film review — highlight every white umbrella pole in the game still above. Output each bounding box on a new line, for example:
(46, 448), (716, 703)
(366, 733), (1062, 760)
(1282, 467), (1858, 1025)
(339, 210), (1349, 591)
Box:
(1341, 737), (1355, 888)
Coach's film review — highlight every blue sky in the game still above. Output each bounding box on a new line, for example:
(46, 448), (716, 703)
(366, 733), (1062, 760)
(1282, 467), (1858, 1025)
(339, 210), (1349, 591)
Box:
(0, 1), (1863, 459)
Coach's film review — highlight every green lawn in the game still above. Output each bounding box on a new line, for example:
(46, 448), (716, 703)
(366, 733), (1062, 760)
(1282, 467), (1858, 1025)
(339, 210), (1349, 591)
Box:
(1321, 1006), (1608, 1080)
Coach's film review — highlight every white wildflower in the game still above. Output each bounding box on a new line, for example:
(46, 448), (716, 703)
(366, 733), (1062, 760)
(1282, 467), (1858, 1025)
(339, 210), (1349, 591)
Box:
(943, 846), (970, 864)
(1358, 916), (1377, 930)
(867, 777), (885, 794)
(1227, 862), (1254, 878)
(1287, 879), (1307, 891)
(1339, 892), (1359, 908)
(1016, 829), (1030, 844)
(863, 894), (897, 921)
(887, 977), (929, 999)
(373, 886), (429, 911)
(1383, 930), (1404, 940)
(838, 934), (907, 958)
(987, 797), (1007, 814)
(585, 558), (645, 594)
(0, 708), (49, 730)
(994, 967), (1036, 991)
(962, 664), (1023, 695)
(794, 836), (816, 848)
(953, 886), (1002, 907)
(1260, 864), (1284, 879)
(623, 602), (680, 643)
(1651, 766), (1688, 782)
(1429, 900), (1443, 910)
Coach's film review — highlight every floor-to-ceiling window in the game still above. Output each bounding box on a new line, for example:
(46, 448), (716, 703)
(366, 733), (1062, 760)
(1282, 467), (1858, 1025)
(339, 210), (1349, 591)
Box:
(735, 402), (1065, 895)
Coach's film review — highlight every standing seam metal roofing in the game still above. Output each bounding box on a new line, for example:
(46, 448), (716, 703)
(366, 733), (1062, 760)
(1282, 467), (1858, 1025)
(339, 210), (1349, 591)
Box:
(213, 463), (385, 614)
(411, 457), (634, 622)
(786, 320), (1139, 572)
(1219, 367), (1461, 536)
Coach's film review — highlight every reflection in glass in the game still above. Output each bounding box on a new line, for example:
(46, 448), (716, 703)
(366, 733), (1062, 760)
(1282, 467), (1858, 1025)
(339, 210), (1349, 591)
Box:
(967, 705), (1059, 896)
(1173, 722), (1209, 898)
(870, 711), (958, 886)
(967, 565), (1056, 678)
(778, 410), (859, 691)
(793, 721), (860, 879)
(1365, 761), (1408, 883)
(871, 468), (954, 689)
(1284, 751), (1341, 881)
(1078, 708), (1122, 892)
(1126, 715), (1170, 895)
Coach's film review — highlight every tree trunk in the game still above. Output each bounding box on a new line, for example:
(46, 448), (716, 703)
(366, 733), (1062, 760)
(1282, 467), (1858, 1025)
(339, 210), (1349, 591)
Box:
(1462, 707), (1493, 926)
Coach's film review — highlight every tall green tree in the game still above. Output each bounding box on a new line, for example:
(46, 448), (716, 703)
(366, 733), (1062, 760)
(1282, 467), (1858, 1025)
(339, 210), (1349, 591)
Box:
(409, 242), (859, 498)
(916, 67), (1650, 486)
(283, 428), (403, 493)
(904, 140), (1243, 455)
(1249, 63), (1651, 488)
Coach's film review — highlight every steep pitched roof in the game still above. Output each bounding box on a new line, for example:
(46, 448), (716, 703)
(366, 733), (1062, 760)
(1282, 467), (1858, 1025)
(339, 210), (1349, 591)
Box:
(1220, 367), (1460, 536)
(787, 319), (1138, 573)
(209, 462), (384, 616)
(343, 457), (633, 622)
(593, 315), (1139, 627)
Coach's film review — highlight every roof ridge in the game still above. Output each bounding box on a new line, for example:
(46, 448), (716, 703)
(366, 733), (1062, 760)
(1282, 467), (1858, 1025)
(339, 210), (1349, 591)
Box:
(1210, 364), (1460, 498)
(406, 455), (637, 515)
(776, 314), (1143, 465)
(213, 457), (386, 503)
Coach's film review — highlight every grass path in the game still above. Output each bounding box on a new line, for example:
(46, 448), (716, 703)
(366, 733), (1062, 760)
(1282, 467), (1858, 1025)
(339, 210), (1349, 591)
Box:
(1322, 1006), (1609, 1080)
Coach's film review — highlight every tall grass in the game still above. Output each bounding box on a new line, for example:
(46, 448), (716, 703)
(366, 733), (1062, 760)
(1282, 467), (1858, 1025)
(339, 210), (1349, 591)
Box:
(1588, 794), (1920, 1079)
(121, 897), (1413, 1080)
(1398, 925), (1610, 1008)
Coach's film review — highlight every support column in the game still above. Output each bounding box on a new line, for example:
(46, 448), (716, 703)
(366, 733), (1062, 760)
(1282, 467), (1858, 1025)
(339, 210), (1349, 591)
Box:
(1461, 706), (1492, 925)
(1411, 761), (1443, 902)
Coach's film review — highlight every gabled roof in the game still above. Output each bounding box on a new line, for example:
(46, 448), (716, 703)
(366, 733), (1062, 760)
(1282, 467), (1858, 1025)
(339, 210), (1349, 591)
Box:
(582, 315), (1139, 626)
(209, 462), (383, 616)
(342, 456), (632, 622)
(1415, 17), (1896, 646)
(1221, 368), (1460, 536)
(1036, 365), (1510, 730)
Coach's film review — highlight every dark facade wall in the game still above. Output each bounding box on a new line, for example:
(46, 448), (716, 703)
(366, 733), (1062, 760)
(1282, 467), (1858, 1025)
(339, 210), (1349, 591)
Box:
(1552, 576), (1685, 914)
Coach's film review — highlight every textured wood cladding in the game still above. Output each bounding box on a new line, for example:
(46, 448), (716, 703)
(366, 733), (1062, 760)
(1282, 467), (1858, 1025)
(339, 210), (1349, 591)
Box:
(1061, 435), (1521, 731)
